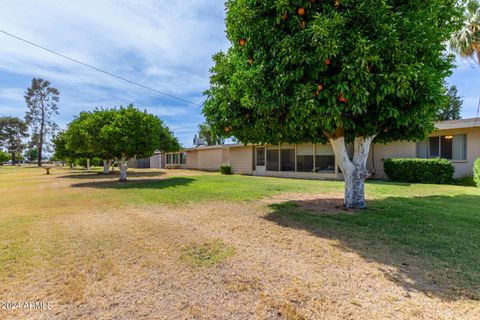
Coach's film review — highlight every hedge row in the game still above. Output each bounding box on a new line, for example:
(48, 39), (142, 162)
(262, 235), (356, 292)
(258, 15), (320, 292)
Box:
(384, 158), (454, 184)
(474, 158), (480, 187)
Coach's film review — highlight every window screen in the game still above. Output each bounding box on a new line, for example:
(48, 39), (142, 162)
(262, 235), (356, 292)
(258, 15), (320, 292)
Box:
(429, 137), (440, 158)
(315, 144), (335, 172)
(297, 144), (313, 172)
(267, 148), (279, 171)
(280, 148), (295, 172)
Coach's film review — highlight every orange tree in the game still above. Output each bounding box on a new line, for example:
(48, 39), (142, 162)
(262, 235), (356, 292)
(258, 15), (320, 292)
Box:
(203, 0), (463, 208)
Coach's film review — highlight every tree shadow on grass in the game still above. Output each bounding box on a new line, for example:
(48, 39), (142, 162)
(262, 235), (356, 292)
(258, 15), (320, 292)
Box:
(70, 177), (195, 189)
(58, 171), (166, 180)
(264, 194), (480, 301)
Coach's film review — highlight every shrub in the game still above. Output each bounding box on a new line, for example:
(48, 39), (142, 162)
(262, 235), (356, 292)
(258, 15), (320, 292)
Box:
(454, 175), (476, 187)
(384, 158), (454, 184)
(220, 165), (232, 175)
(0, 151), (10, 164)
(474, 158), (480, 187)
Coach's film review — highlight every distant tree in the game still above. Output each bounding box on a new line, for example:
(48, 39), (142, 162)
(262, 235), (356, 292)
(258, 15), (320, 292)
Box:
(437, 85), (463, 121)
(450, 0), (480, 64)
(203, 0), (463, 208)
(0, 116), (29, 166)
(197, 122), (224, 146)
(52, 131), (79, 168)
(66, 105), (180, 180)
(24, 147), (38, 162)
(0, 151), (10, 164)
(65, 109), (112, 173)
(24, 78), (60, 166)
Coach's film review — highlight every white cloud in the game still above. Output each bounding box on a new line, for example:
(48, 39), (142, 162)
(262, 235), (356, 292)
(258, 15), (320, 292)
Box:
(0, 88), (24, 102)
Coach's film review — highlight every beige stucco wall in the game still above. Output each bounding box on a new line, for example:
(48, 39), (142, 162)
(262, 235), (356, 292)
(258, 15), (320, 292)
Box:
(229, 146), (253, 174)
(193, 148), (226, 171)
(186, 150), (198, 169)
(368, 141), (417, 178)
(222, 149), (230, 165)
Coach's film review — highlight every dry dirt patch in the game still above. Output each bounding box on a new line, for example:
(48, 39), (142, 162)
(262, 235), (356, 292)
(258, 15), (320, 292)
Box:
(261, 192), (361, 214)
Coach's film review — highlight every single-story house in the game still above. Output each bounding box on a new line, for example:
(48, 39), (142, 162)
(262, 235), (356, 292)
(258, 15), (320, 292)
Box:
(149, 118), (480, 179)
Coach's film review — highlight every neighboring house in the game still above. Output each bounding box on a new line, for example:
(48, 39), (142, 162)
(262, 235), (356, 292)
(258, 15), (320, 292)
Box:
(149, 118), (480, 179)
(137, 150), (187, 169)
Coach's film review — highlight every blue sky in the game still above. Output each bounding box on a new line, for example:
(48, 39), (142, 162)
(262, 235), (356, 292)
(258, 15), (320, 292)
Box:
(0, 1), (478, 148)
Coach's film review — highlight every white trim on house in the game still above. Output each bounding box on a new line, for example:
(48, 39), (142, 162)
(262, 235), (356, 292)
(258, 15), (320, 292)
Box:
(435, 118), (479, 130)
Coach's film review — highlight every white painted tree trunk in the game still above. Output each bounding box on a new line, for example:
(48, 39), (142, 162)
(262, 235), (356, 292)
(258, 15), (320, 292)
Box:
(329, 135), (376, 209)
(102, 159), (112, 174)
(86, 158), (91, 171)
(118, 157), (129, 181)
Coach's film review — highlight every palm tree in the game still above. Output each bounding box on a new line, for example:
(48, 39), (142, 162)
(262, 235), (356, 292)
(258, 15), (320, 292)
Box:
(450, 0), (480, 64)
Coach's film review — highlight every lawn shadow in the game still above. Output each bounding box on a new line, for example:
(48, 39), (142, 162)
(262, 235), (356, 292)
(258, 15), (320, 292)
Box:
(264, 194), (480, 301)
(71, 177), (195, 189)
(59, 171), (166, 180)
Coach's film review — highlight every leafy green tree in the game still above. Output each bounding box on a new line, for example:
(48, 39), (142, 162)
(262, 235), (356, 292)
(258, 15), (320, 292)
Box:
(203, 0), (462, 208)
(450, 0), (480, 64)
(24, 78), (60, 166)
(65, 105), (180, 180)
(0, 116), (28, 166)
(0, 151), (10, 164)
(437, 85), (463, 121)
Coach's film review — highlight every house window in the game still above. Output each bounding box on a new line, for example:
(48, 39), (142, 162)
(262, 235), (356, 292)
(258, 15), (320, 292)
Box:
(266, 147), (279, 171)
(315, 144), (335, 172)
(416, 134), (466, 160)
(166, 154), (172, 164)
(297, 144), (314, 172)
(180, 152), (186, 165)
(280, 145), (295, 172)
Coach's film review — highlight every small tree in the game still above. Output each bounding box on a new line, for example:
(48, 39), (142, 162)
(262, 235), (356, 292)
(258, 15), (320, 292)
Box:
(204, 0), (463, 208)
(0, 116), (29, 166)
(437, 85), (463, 121)
(66, 105), (180, 181)
(24, 78), (60, 166)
